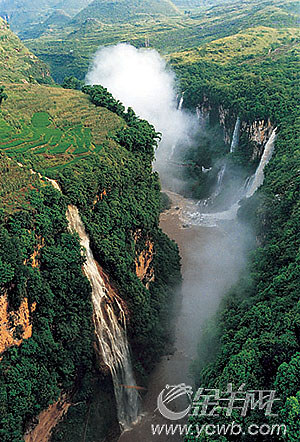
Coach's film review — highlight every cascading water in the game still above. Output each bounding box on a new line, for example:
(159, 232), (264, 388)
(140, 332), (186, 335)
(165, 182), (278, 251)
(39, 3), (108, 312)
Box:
(170, 92), (185, 159)
(245, 129), (277, 198)
(214, 164), (226, 198)
(27, 164), (139, 430)
(230, 117), (241, 153)
(66, 205), (140, 430)
(199, 164), (226, 208)
(177, 93), (184, 111)
(185, 129), (277, 227)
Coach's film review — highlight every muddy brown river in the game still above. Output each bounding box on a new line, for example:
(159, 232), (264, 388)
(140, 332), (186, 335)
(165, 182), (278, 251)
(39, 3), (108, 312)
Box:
(118, 190), (246, 442)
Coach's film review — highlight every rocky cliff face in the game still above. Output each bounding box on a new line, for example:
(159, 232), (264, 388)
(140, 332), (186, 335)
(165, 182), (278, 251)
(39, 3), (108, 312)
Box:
(245, 118), (274, 159)
(134, 230), (155, 289)
(198, 99), (274, 160)
(24, 395), (71, 442)
(0, 295), (36, 355)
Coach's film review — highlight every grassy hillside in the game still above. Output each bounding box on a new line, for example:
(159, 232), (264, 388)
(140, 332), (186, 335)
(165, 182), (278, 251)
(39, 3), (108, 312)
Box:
(73, 0), (180, 24)
(24, 0), (299, 82)
(0, 18), (53, 84)
(0, 83), (124, 173)
(170, 25), (300, 65)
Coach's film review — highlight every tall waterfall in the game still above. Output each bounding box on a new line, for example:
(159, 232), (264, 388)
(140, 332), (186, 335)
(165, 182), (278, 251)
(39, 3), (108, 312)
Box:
(214, 164), (226, 198)
(33, 166), (140, 430)
(66, 205), (139, 430)
(186, 129), (277, 226)
(245, 129), (277, 198)
(230, 117), (241, 153)
(177, 93), (184, 110)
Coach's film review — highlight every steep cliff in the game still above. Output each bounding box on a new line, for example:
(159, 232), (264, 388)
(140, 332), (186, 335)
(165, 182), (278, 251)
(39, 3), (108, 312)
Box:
(0, 49), (181, 442)
(217, 105), (275, 161)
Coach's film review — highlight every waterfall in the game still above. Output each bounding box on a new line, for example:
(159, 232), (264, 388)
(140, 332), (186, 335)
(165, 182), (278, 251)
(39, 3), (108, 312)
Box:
(197, 164), (226, 208)
(66, 205), (139, 430)
(187, 129), (277, 226)
(196, 106), (209, 128)
(230, 117), (241, 153)
(177, 93), (184, 110)
(245, 129), (277, 198)
(26, 162), (140, 430)
(215, 164), (226, 196)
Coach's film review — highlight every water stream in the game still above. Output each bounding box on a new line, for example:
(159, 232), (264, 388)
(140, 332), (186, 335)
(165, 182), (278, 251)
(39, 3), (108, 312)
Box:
(118, 124), (277, 441)
(27, 166), (140, 431)
(230, 117), (241, 153)
(66, 205), (139, 430)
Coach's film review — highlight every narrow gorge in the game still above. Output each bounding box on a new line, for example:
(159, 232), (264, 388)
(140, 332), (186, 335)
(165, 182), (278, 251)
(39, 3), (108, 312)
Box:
(0, 4), (299, 440)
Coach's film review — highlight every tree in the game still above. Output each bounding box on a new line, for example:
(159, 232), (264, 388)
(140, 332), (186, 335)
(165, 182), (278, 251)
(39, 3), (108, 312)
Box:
(0, 87), (7, 106)
(62, 76), (84, 91)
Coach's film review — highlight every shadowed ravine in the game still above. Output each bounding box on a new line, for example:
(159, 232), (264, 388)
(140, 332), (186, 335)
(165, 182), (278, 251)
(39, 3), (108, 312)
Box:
(118, 191), (249, 441)
(118, 123), (276, 441)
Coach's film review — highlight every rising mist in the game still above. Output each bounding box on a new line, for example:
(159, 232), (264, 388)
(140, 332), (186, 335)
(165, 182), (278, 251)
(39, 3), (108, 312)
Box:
(86, 43), (255, 384)
(86, 43), (198, 178)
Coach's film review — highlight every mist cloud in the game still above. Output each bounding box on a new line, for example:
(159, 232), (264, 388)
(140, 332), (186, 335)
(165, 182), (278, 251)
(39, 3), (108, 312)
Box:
(86, 43), (198, 168)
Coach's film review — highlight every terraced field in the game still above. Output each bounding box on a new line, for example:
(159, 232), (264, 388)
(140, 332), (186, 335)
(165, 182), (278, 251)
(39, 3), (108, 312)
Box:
(0, 84), (125, 173)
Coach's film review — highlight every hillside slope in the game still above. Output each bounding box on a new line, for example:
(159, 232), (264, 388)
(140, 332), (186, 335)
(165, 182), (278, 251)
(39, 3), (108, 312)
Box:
(0, 26), (181, 441)
(73, 0), (180, 24)
(0, 0), (93, 33)
(0, 18), (53, 83)
(0, 83), (124, 173)
(24, 0), (299, 83)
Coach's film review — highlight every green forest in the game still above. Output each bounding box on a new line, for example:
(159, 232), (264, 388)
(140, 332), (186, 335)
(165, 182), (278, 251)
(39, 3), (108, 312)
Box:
(172, 22), (300, 442)
(0, 70), (181, 442)
(0, 0), (299, 440)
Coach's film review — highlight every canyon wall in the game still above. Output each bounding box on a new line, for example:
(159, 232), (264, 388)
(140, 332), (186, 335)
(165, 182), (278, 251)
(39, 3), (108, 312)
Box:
(199, 98), (274, 160)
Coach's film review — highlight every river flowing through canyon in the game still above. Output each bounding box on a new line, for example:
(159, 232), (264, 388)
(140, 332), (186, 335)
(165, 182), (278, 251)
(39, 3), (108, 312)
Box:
(118, 122), (276, 441)
(119, 192), (250, 441)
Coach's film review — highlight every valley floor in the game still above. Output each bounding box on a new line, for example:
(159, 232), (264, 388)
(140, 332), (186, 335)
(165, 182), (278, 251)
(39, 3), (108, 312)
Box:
(118, 190), (232, 441)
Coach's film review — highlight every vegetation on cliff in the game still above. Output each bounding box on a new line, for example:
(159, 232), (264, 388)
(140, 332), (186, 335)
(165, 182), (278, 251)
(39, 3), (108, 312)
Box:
(0, 18), (53, 84)
(0, 78), (181, 440)
(171, 23), (300, 442)
(0, 155), (95, 441)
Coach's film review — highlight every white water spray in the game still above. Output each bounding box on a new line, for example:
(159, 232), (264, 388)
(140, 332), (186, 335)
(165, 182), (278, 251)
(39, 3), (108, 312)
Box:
(245, 129), (277, 198)
(177, 93), (184, 111)
(230, 117), (241, 153)
(66, 206), (139, 430)
(86, 43), (198, 165)
(186, 129), (277, 226)
(27, 164), (140, 430)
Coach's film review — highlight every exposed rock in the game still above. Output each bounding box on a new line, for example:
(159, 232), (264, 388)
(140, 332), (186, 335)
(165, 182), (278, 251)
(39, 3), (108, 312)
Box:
(247, 118), (274, 159)
(218, 105), (231, 144)
(24, 394), (71, 442)
(0, 295), (36, 355)
(134, 230), (155, 289)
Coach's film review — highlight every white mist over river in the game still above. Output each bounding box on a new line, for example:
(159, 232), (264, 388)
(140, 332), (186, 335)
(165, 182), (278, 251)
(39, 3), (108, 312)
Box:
(86, 44), (274, 440)
(86, 43), (198, 169)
